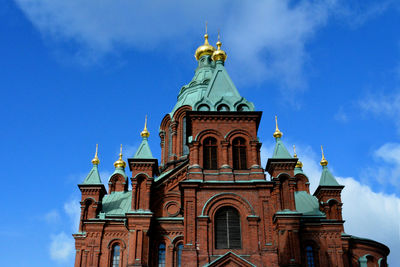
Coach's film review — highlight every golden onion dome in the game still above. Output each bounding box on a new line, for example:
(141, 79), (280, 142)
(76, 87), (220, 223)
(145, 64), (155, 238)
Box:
(114, 144), (126, 168)
(293, 145), (303, 168)
(211, 36), (227, 62)
(273, 115), (283, 138)
(320, 145), (328, 166)
(195, 33), (216, 60)
(91, 144), (100, 165)
(141, 115), (150, 138)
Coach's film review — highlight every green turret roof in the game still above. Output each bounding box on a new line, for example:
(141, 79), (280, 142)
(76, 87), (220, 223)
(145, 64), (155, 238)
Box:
(170, 54), (254, 116)
(110, 166), (127, 179)
(134, 137), (154, 159)
(319, 165), (340, 186)
(82, 164), (103, 185)
(272, 138), (292, 159)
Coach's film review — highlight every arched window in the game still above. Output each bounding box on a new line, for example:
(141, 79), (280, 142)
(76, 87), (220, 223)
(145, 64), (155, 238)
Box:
(305, 246), (315, 267)
(203, 137), (218, 170)
(232, 137), (247, 170)
(217, 104), (230, 111)
(182, 117), (189, 155)
(175, 243), (183, 267)
(158, 243), (166, 267)
(111, 244), (120, 267)
(215, 207), (241, 249)
(168, 126), (173, 158)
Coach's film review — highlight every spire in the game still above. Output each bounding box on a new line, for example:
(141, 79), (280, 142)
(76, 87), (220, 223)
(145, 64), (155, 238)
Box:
(293, 145), (303, 168)
(91, 144), (100, 165)
(212, 30), (227, 63)
(82, 145), (102, 184)
(320, 145), (328, 166)
(272, 116), (291, 159)
(141, 115), (150, 138)
(114, 144), (126, 168)
(318, 146), (340, 186)
(273, 115), (283, 138)
(195, 22), (216, 60)
(134, 116), (154, 159)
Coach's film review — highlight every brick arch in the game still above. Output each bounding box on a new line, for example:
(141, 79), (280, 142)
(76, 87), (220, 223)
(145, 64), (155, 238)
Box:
(133, 172), (150, 180)
(295, 173), (309, 192)
(201, 192), (255, 217)
(276, 172), (291, 180)
(195, 129), (223, 142)
(172, 105), (191, 121)
(224, 129), (253, 143)
(160, 114), (171, 130)
(107, 239), (126, 267)
(107, 238), (127, 249)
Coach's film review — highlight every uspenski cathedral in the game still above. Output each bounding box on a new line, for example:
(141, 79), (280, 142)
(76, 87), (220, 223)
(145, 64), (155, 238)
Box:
(73, 32), (390, 267)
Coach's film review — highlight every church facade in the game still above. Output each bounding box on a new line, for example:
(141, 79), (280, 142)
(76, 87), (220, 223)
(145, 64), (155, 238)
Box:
(73, 33), (390, 267)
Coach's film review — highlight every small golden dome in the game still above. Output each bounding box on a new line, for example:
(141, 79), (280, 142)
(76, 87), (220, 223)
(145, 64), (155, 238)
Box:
(293, 145), (303, 168)
(91, 144), (100, 165)
(141, 115), (150, 138)
(195, 33), (216, 60)
(212, 33), (227, 62)
(114, 144), (126, 168)
(320, 145), (328, 166)
(273, 115), (283, 138)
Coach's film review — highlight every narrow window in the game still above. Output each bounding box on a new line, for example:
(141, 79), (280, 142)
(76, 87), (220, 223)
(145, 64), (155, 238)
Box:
(158, 243), (166, 267)
(175, 243), (183, 267)
(168, 126), (173, 158)
(215, 207), (241, 249)
(111, 244), (120, 267)
(233, 137), (247, 170)
(203, 137), (218, 170)
(182, 117), (189, 155)
(306, 246), (315, 267)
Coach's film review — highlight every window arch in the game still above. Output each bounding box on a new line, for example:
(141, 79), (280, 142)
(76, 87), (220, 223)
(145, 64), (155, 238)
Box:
(158, 243), (166, 267)
(232, 137), (247, 170)
(215, 207), (241, 249)
(182, 116), (189, 155)
(203, 137), (218, 170)
(111, 244), (120, 267)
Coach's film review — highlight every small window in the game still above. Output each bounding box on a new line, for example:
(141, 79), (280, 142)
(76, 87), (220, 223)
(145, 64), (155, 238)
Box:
(233, 137), (247, 170)
(158, 243), (166, 267)
(198, 104), (210, 111)
(217, 104), (230, 111)
(237, 104), (249, 111)
(203, 137), (218, 170)
(111, 244), (120, 267)
(306, 246), (315, 267)
(215, 207), (241, 249)
(168, 126), (173, 157)
(175, 243), (183, 267)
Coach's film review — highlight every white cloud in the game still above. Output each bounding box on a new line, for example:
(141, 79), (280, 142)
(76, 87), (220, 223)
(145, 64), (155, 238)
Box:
(44, 210), (61, 224)
(14, 0), (338, 90)
(50, 232), (74, 261)
(334, 106), (348, 122)
(64, 199), (81, 232)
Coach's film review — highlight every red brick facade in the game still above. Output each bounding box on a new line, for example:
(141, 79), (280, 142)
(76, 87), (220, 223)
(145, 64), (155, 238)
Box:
(73, 41), (390, 267)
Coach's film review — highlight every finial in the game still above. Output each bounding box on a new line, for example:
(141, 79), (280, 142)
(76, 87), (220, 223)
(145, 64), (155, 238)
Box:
(293, 144), (303, 168)
(114, 144), (126, 168)
(141, 115), (150, 138)
(91, 144), (100, 165)
(273, 115), (283, 138)
(212, 29), (227, 63)
(195, 23), (216, 60)
(320, 145), (328, 166)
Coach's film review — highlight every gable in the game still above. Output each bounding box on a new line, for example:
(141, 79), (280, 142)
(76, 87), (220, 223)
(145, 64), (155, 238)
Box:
(204, 252), (256, 267)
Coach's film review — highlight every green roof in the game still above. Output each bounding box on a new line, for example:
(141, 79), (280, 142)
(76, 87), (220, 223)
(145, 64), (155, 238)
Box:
(272, 138), (292, 159)
(101, 191), (131, 216)
(294, 166), (306, 176)
(295, 191), (324, 216)
(134, 137), (154, 159)
(82, 164), (102, 185)
(170, 55), (254, 116)
(319, 166), (340, 186)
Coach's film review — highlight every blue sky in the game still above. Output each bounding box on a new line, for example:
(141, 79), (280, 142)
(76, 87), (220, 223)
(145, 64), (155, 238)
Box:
(1, 0), (399, 266)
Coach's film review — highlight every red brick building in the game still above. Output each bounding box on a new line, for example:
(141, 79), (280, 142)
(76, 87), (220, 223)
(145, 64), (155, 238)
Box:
(73, 33), (390, 267)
